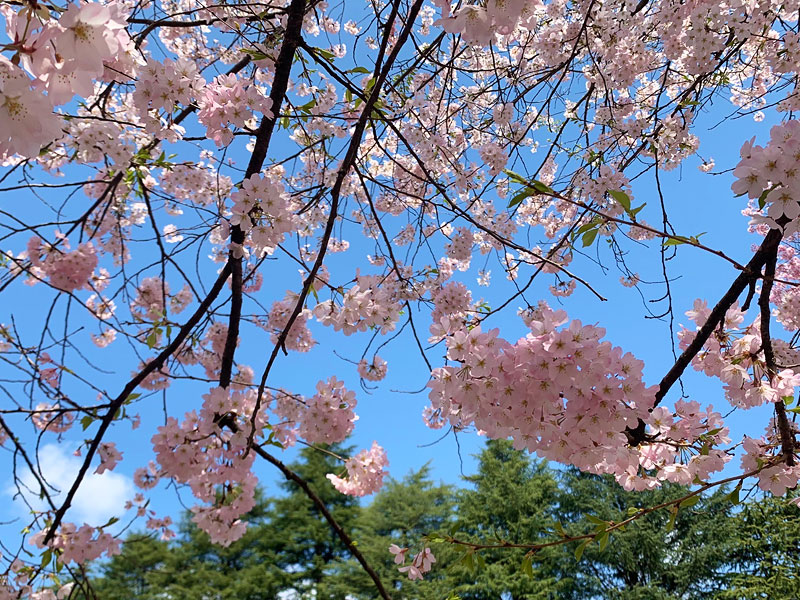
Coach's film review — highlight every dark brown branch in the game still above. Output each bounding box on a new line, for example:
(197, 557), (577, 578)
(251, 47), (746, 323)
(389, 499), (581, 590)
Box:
(43, 263), (233, 544)
(627, 226), (783, 446)
(758, 237), (795, 465)
(654, 227), (783, 406)
(218, 0), (308, 389)
(251, 445), (393, 600)
(247, 0), (426, 446)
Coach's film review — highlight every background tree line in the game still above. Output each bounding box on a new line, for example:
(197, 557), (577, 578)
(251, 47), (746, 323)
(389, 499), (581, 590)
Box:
(78, 440), (800, 600)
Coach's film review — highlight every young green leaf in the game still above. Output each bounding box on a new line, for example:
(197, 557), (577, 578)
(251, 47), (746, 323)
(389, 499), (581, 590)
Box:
(608, 189), (631, 212)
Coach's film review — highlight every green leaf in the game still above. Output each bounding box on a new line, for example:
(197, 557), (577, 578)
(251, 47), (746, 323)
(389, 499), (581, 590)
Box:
(40, 548), (52, 568)
(459, 551), (476, 572)
(574, 539), (591, 561)
(596, 530), (610, 552)
(554, 522), (567, 538)
(727, 483), (742, 505)
(101, 516), (120, 528)
(348, 66), (371, 74)
(664, 236), (688, 246)
(608, 190), (631, 212)
(582, 228), (599, 247)
(521, 554), (534, 577)
(146, 329), (159, 349)
(688, 232), (707, 244)
(630, 203), (646, 218)
(586, 514), (608, 526)
(666, 506), (679, 531)
(503, 169), (527, 184)
(680, 495), (700, 509)
(758, 188), (769, 209)
(298, 98), (316, 113)
(575, 220), (600, 235)
(508, 187), (534, 208)
(315, 48), (336, 62)
(80, 415), (93, 431)
(530, 180), (554, 195)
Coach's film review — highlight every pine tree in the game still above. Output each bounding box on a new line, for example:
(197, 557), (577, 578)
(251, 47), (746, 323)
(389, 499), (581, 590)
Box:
(553, 468), (738, 600)
(87, 444), (359, 600)
(332, 463), (457, 600)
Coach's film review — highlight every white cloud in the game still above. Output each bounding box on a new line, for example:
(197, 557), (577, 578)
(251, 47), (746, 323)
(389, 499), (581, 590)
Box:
(7, 443), (133, 527)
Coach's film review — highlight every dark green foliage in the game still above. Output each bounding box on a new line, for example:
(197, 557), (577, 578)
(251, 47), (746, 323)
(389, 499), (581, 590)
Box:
(332, 464), (457, 600)
(444, 439), (565, 600)
(88, 444), (357, 600)
(553, 468), (738, 600)
(717, 491), (800, 599)
(82, 440), (800, 600)
(89, 534), (170, 600)
(263, 443), (361, 599)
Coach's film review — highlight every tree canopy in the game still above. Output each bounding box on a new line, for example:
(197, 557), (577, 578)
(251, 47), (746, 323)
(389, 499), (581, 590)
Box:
(4, 0), (800, 597)
(83, 441), (800, 600)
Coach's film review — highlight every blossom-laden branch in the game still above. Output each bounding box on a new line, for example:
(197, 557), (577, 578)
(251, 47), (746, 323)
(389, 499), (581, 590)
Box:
(435, 467), (766, 560)
(6, 0), (800, 596)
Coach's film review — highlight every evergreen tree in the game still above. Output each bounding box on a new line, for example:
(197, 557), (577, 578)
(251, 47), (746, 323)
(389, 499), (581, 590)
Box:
(333, 464), (457, 600)
(553, 469), (738, 600)
(82, 440), (800, 600)
(262, 443), (361, 599)
(88, 444), (358, 600)
(718, 492), (800, 599)
(89, 534), (170, 600)
(445, 439), (565, 600)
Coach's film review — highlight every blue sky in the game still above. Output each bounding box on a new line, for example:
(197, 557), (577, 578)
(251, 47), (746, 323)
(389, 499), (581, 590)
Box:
(0, 30), (789, 557)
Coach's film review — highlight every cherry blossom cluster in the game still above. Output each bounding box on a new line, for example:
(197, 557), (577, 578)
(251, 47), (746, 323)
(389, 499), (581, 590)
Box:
(445, 227), (475, 267)
(678, 300), (800, 409)
(265, 292), (315, 352)
(771, 243), (800, 331)
(389, 544), (436, 581)
(30, 523), (120, 565)
(198, 74), (273, 147)
(160, 162), (234, 207)
(741, 432), (800, 495)
(0, 2), (133, 158)
(326, 441), (389, 497)
(732, 120), (800, 230)
(357, 355), (388, 382)
(134, 58), (205, 139)
(149, 386), (266, 546)
(427, 303), (736, 490)
(130, 276), (193, 322)
(95, 442), (122, 474)
(272, 377), (358, 446)
(437, 0), (534, 46)
(228, 171), (301, 255)
(31, 403), (74, 434)
(313, 273), (403, 335)
(25, 236), (97, 293)
(634, 399), (732, 490)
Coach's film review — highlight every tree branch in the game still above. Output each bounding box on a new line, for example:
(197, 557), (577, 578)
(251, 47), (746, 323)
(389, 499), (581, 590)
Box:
(43, 263), (233, 544)
(757, 236), (795, 465)
(218, 0), (308, 389)
(251, 444), (393, 600)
